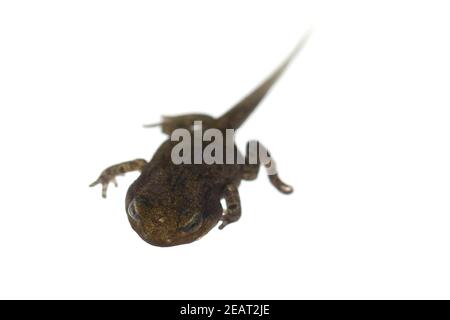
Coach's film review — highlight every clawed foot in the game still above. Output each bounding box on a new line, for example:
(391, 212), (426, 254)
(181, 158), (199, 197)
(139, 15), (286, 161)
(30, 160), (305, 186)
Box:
(219, 210), (237, 230)
(219, 184), (241, 230)
(218, 211), (231, 230)
(269, 174), (294, 194)
(218, 206), (241, 230)
(89, 172), (120, 198)
(89, 159), (148, 199)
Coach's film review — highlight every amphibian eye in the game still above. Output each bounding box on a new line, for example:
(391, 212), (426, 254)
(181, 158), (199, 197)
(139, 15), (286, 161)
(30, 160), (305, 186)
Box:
(180, 212), (203, 233)
(127, 200), (140, 221)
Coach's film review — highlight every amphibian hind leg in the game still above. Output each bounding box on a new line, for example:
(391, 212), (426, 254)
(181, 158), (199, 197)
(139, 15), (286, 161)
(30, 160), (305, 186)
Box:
(90, 159), (147, 198)
(242, 140), (293, 194)
(143, 114), (216, 135)
(219, 184), (241, 230)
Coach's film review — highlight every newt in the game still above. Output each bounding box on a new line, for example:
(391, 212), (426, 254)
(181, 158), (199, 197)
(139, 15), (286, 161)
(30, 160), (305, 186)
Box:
(90, 33), (310, 246)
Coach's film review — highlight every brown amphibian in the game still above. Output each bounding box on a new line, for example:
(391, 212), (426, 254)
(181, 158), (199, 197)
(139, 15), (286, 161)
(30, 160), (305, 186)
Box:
(90, 34), (310, 247)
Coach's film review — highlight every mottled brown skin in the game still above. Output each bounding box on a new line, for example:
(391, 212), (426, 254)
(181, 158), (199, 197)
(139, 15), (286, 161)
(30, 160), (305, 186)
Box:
(90, 34), (310, 247)
(125, 139), (240, 246)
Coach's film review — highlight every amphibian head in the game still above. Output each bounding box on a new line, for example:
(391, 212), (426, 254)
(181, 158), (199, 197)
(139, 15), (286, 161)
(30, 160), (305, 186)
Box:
(125, 183), (223, 247)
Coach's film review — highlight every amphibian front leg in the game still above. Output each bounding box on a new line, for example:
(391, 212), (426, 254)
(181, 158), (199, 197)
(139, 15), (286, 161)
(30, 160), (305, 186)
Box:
(90, 159), (147, 198)
(242, 141), (293, 194)
(219, 184), (241, 230)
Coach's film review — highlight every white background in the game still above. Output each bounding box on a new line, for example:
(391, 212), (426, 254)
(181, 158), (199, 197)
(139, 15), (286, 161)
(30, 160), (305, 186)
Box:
(0, 1), (449, 299)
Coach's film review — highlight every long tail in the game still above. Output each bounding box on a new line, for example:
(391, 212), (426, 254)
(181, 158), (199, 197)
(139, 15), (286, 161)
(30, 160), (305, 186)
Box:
(217, 31), (311, 130)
